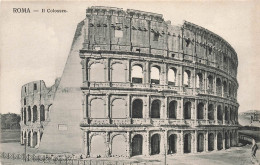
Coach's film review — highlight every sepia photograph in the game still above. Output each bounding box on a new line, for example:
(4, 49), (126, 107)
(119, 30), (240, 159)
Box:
(0, 1), (260, 164)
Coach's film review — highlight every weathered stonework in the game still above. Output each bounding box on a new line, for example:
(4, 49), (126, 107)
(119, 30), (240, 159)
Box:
(20, 6), (239, 157)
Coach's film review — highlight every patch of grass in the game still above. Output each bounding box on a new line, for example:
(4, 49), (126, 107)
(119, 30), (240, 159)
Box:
(0, 129), (20, 143)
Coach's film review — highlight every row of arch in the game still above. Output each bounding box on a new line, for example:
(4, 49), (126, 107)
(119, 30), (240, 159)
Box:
(87, 62), (237, 98)
(87, 131), (237, 157)
(21, 105), (51, 124)
(87, 97), (237, 123)
(21, 130), (42, 148)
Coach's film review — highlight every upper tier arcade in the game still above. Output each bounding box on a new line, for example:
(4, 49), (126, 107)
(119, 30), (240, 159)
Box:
(82, 6), (238, 81)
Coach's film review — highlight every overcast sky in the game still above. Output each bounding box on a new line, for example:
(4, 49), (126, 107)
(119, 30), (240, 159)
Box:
(0, 1), (260, 114)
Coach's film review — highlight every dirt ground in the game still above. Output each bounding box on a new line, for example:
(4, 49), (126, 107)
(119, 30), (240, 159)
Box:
(0, 142), (260, 165)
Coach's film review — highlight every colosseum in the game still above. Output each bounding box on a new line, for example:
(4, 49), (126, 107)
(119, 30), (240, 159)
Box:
(20, 6), (239, 157)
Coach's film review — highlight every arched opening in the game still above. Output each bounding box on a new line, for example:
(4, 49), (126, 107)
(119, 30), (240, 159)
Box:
(208, 104), (214, 120)
(111, 63), (126, 82)
(151, 66), (160, 84)
(33, 105), (37, 122)
(23, 108), (26, 124)
(183, 70), (191, 87)
(32, 132), (37, 148)
(225, 132), (229, 149)
(40, 105), (45, 122)
(24, 98), (26, 105)
(223, 81), (227, 95)
(197, 133), (204, 152)
(168, 101), (177, 119)
(168, 68), (177, 85)
(132, 134), (143, 156)
(151, 134), (160, 155)
(217, 133), (223, 150)
(111, 99), (127, 118)
(184, 101), (191, 119)
(89, 63), (105, 82)
(90, 135), (106, 157)
(230, 132), (235, 147)
(184, 133), (191, 153)
(217, 105), (223, 121)
(151, 99), (161, 118)
(111, 135), (127, 157)
(216, 78), (222, 96)
(168, 134), (177, 154)
(28, 132), (31, 147)
(132, 99), (143, 118)
(225, 107), (229, 121)
(27, 106), (31, 122)
(196, 73), (203, 89)
(90, 99), (105, 118)
(208, 133), (214, 151)
(197, 103), (204, 120)
(131, 65), (143, 83)
(207, 75), (214, 93)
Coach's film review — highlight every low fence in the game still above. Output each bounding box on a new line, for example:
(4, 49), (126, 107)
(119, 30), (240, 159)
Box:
(238, 132), (254, 144)
(0, 152), (136, 165)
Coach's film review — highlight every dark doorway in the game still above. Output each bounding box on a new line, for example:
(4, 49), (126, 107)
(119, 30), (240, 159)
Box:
(151, 100), (160, 118)
(168, 134), (177, 154)
(151, 134), (160, 155)
(217, 133), (223, 150)
(197, 103), (204, 119)
(169, 101), (177, 119)
(197, 133), (204, 152)
(132, 135), (143, 156)
(184, 102), (191, 119)
(184, 133), (191, 153)
(208, 133), (214, 151)
(132, 99), (143, 118)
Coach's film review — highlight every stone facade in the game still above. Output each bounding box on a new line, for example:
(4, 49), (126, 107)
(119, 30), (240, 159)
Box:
(20, 6), (239, 157)
(20, 78), (60, 148)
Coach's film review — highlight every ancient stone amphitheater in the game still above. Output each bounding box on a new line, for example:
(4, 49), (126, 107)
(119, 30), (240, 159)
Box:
(20, 6), (239, 158)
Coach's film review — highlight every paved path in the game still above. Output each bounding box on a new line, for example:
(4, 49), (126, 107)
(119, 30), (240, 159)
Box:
(1, 142), (260, 165)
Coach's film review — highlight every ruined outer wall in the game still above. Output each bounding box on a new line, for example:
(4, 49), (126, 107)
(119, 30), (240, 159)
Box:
(38, 21), (86, 153)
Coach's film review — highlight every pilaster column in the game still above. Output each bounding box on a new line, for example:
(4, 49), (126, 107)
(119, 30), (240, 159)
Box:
(106, 94), (110, 119)
(179, 66), (183, 88)
(222, 131), (226, 150)
(161, 130), (167, 155)
(194, 130), (197, 153)
(105, 132), (111, 157)
(214, 131), (218, 151)
(37, 105), (41, 123)
(205, 131), (208, 152)
(178, 98), (184, 120)
(127, 95), (131, 119)
(144, 132), (150, 156)
(179, 131), (184, 154)
(194, 99), (198, 120)
(30, 131), (33, 148)
(204, 72), (208, 93)
(205, 101), (208, 121)
(145, 61), (150, 84)
(128, 59), (131, 82)
(161, 63), (167, 85)
(214, 104), (218, 124)
(146, 95), (150, 119)
(126, 131), (131, 157)
(163, 97), (168, 119)
(36, 130), (40, 148)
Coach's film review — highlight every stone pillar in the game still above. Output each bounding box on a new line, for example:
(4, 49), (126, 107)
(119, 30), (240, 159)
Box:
(37, 105), (41, 123)
(161, 130), (167, 155)
(30, 130), (33, 148)
(127, 95), (131, 119)
(214, 131), (218, 151)
(205, 131), (208, 152)
(83, 131), (88, 155)
(26, 131), (29, 146)
(144, 132), (150, 156)
(145, 61), (150, 84)
(194, 99), (198, 120)
(106, 94), (110, 119)
(36, 130), (40, 148)
(222, 132), (226, 150)
(178, 131), (184, 154)
(205, 101), (208, 121)
(178, 98), (184, 120)
(126, 131), (131, 157)
(214, 104), (218, 124)
(179, 66), (183, 88)
(194, 130), (197, 153)
(204, 72), (208, 93)
(128, 59), (131, 82)
(146, 95), (150, 119)
(213, 75), (217, 95)
(105, 132), (111, 157)
(161, 63), (167, 85)
(163, 97), (168, 119)
(191, 100), (195, 120)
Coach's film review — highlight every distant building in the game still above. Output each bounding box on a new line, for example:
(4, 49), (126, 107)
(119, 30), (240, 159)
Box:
(20, 6), (239, 157)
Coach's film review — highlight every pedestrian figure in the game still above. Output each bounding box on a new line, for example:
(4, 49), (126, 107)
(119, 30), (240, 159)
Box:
(252, 139), (258, 158)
